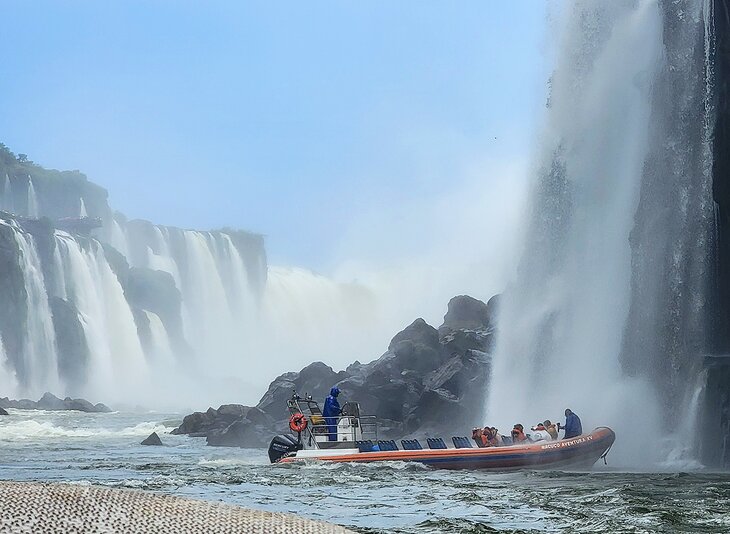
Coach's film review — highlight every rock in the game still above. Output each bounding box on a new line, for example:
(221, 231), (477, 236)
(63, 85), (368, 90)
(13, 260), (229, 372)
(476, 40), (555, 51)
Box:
(37, 392), (65, 410)
(0, 393), (111, 413)
(439, 295), (492, 335)
(176, 294), (498, 448)
(206, 408), (275, 448)
(141, 432), (163, 446)
(49, 297), (90, 390)
(0, 407), (8, 415)
(172, 404), (251, 436)
(256, 362), (348, 421)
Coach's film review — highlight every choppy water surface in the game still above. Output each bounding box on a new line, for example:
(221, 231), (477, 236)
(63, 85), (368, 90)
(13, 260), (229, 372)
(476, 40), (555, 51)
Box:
(0, 410), (729, 533)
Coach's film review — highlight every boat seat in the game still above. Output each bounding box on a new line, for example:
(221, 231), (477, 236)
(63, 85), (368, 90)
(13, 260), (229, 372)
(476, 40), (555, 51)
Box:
(356, 440), (374, 452)
(426, 437), (447, 450)
(401, 439), (423, 450)
(377, 440), (398, 451)
(452, 436), (473, 449)
(501, 436), (513, 445)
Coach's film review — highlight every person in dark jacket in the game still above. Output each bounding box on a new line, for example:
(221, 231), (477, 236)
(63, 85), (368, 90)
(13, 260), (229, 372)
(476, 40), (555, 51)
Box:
(322, 387), (341, 441)
(563, 408), (582, 439)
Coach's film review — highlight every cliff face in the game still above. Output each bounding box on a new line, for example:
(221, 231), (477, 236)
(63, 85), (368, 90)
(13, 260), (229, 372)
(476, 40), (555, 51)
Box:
(0, 144), (268, 401)
(702, 0), (730, 467)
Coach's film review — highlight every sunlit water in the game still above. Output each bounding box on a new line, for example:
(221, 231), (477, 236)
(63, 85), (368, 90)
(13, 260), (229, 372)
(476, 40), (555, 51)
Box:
(1, 410), (729, 533)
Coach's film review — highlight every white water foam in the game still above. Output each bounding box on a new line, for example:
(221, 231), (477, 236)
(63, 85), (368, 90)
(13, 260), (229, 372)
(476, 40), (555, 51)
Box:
(0, 418), (167, 440)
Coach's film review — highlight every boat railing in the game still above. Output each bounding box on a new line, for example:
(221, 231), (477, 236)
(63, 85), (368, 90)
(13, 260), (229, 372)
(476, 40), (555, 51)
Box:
(287, 394), (378, 448)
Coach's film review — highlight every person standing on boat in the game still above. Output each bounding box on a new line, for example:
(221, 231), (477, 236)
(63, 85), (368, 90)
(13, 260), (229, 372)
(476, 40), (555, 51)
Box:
(323, 387), (341, 441)
(563, 409), (582, 439)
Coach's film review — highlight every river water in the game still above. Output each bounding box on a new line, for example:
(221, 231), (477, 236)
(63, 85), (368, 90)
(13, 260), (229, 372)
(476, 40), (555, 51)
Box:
(0, 409), (729, 533)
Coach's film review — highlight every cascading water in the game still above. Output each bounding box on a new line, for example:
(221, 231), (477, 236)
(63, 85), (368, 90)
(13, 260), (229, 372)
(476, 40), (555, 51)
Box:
(11, 223), (60, 396)
(142, 310), (174, 367)
(54, 233), (149, 401)
(26, 177), (38, 218)
(487, 0), (663, 463)
(487, 0), (717, 466)
(0, 334), (18, 394)
(79, 197), (87, 218)
(1, 174), (11, 212)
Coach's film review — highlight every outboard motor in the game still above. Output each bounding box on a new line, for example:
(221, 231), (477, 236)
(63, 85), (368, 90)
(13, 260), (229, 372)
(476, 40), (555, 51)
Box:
(268, 434), (300, 463)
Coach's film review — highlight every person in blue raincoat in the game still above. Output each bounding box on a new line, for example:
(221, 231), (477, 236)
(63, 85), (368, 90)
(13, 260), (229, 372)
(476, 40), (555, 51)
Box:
(563, 408), (582, 439)
(322, 387), (341, 441)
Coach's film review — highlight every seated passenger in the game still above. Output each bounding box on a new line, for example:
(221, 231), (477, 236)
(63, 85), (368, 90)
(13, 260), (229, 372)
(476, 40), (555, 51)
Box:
(472, 427), (488, 448)
(543, 419), (558, 440)
(529, 422), (551, 442)
(511, 424), (528, 443)
(484, 426), (503, 447)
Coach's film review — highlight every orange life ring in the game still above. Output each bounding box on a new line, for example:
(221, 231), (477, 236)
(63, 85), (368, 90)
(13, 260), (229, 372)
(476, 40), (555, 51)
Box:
(289, 413), (308, 433)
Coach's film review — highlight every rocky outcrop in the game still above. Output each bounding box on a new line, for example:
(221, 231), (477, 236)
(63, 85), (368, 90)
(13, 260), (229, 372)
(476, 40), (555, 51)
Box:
(50, 297), (90, 389)
(141, 432), (163, 446)
(206, 407), (275, 448)
(174, 295), (496, 447)
(0, 393), (111, 413)
(256, 361), (349, 421)
(0, 407), (8, 415)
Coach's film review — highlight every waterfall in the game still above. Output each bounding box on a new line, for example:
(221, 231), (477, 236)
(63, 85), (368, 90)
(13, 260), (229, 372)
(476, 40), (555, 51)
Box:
(12, 223), (61, 395)
(147, 226), (180, 285)
(2, 174), (11, 212)
(179, 230), (239, 359)
(143, 310), (174, 366)
(0, 334), (18, 395)
(79, 198), (87, 218)
(55, 233), (149, 400)
(26, 177), (38, 218)
(109, 218), (130, 259)
(486, 0), (666, 463)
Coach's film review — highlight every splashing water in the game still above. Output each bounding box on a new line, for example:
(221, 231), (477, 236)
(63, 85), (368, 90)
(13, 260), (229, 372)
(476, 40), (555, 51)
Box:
(486, 0), (665, 465)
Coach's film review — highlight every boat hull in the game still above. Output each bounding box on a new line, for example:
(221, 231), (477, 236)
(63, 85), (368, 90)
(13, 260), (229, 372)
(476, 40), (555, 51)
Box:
(279, 427), (615, 471)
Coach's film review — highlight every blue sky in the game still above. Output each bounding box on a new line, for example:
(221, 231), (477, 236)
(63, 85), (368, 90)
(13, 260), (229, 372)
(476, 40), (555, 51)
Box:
(0, 1), (550, 269)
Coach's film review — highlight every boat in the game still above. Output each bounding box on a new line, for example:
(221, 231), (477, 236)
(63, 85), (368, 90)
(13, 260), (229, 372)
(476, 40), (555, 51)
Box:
(268, 393), (616, 470)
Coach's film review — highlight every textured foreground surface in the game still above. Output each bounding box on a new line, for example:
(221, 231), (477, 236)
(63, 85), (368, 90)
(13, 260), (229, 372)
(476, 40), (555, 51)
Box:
(0, 481), (354, 534)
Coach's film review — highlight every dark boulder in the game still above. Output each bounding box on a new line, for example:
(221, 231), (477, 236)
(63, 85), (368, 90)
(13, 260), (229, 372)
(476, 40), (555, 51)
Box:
(206, 408), (275, 448)
(0, 393), (112, 413)
(256, 361), (348, 421)
(176, 294), (498, 447)
(36, 392), (65, 410)
(439, 295), (494, 336)
(171, 404), (248, 437)
(141, 432), (163, 446)
(0, 407), (7, 415)
(50, 297), (90, 389)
